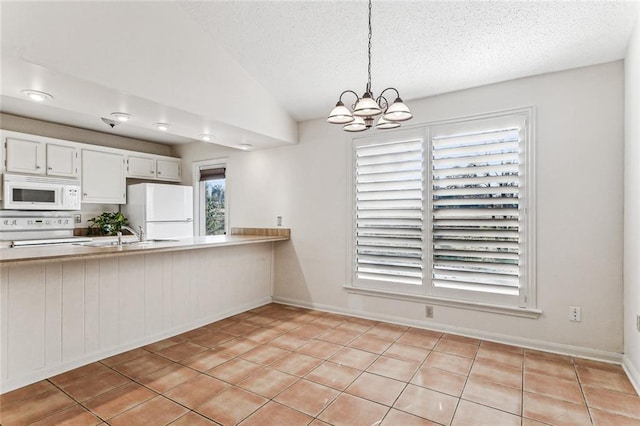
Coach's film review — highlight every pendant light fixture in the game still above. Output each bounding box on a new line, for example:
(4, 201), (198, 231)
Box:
(327, 0), (412, 132)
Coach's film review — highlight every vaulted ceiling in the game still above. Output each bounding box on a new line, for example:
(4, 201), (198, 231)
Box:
(1, 1), (637, 149)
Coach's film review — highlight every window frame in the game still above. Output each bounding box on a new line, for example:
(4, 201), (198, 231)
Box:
(192, 158), (229, 236)
(345, 107), (539, 317)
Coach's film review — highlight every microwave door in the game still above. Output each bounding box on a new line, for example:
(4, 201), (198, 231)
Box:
(6, 186), (61, 210)
(13, 187), (57, 204)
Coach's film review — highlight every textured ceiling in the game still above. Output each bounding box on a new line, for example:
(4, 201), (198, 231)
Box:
(0, 1), (638, 147)
(181, 0), (638, 121)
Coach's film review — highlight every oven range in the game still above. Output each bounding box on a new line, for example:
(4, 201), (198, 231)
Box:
(0, 211), (91, 248)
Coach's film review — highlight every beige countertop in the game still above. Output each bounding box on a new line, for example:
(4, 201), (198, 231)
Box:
(0, 234), (289, 264)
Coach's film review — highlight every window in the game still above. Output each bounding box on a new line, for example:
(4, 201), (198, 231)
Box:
(193, 160), (228, 236)
(352, 128), (425, 294)
(349, 110), (536, 312)
(429, 113), (531, 308)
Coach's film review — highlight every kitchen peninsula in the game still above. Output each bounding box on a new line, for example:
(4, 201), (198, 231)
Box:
(0, 228), (289, 393)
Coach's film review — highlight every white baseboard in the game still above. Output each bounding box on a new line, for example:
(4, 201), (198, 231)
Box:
(272, 296), (623, 365)
(0, 297), (272, 394)
(623, 355), (640, 396)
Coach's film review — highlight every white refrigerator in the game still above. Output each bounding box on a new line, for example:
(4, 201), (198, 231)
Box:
(123, 183), (194, 239)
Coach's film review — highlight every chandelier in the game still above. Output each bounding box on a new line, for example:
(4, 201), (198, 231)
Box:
(326, 0), (413, 132)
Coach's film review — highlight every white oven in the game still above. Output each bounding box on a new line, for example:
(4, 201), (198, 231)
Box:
(2, 173), (81, 210)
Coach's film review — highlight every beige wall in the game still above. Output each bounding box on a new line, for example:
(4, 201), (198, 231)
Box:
(624, 10), (640, 389)
(178, 61), (625, 359)
(0, 113), (171, 156)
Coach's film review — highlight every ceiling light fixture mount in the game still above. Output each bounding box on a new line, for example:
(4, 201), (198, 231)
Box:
(111, 112), (132, 122)
(153, 122), (170, 132)
(199, 134), (213, 142)
(21, 89), (53, 102)
(327, 0), (412, 132)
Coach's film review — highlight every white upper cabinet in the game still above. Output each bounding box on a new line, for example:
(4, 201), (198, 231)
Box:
(156, 159), (181, 181)
(46, 144), (78, 177)
(1, 130), (182, 199)
(127, 155), (157, 179)
(127, 154), (181, 182)
(4, 136), (79, 178)
(5, 138), (45, 175)
(81, 149), (126, 204)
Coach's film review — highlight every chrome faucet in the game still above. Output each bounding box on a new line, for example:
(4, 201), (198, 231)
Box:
(117, 225), (145, 244)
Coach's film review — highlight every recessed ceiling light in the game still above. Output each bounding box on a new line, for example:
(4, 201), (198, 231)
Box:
(111, 112), (132, 122)
(153, 122), (170, 132)
(21, 89), (53, 102)
(238, 144), (253, 151)
(199, 134), (213, 142)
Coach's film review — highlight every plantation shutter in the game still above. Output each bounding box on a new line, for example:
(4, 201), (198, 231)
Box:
(354, 138), (424, 286)
(431, 123), (523, 296)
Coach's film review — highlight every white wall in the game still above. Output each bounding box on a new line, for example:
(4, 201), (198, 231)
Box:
(624, 9), (640, 389)
(176, 62), (625, 358)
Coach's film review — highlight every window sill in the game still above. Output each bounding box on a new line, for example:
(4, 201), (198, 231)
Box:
(343, 285), (542, 319)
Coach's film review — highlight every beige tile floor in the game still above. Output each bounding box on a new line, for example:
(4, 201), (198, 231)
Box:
(1, 303), (639, 425)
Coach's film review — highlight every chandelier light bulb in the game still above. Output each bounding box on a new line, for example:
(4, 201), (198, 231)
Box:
(353, 93), (382, 117)
(343, 116), (367, 132)
(376, 115), (401, 129)
(327, 101), (355, 124)
(383, 98), (413, 122)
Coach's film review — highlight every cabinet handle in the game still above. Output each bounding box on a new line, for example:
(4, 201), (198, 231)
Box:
(158, 171), (162, 175)
(36, 165), (41, 169)
(83, 193), (87, 197)
(150, 171), (154, 174)
(48, 167), (52, 170)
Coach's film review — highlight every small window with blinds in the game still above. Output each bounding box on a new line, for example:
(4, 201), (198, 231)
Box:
(353, 136), (425, 292)
(429, 112), (531, 307)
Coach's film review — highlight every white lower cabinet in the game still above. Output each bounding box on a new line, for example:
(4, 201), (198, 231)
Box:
(0, 244), (273, 393)
(81, 149), (126, 204)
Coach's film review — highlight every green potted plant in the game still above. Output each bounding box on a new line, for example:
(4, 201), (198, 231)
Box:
(87, 212), (129, 236)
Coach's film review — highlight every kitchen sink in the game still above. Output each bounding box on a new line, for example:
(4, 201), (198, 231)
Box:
(127, 239), (179, 245)
(79, 239), (178, 247)
(79, 241), (119, 247)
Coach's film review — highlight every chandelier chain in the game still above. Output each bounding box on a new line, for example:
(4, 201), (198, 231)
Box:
(367, 0), (372, 92)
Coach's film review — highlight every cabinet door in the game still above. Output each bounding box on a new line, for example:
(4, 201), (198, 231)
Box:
(127, 155), (156, 179)
(156, 159), (181, 182)
(6, 138), (45, 175)
(46, 144), (78, 177)
(81, 149), (126, 204)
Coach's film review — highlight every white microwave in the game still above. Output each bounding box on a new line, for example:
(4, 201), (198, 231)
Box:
(2, 173), (81, 211)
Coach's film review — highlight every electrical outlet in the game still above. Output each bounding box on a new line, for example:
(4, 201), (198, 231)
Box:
(425, 305), (434, 318)
(569, 306), (581, 322)
(74, 214), (81, 224)
(276, 216), (282, 227)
